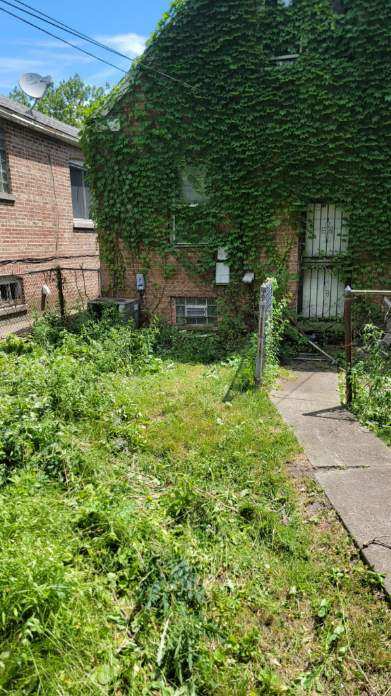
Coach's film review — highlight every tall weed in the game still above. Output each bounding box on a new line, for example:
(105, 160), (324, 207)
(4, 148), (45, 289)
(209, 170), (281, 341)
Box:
(350, 324), (391, 443)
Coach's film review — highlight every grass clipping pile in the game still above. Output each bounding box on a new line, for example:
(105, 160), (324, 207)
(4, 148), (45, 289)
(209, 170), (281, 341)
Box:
(0, 316), (389, 695)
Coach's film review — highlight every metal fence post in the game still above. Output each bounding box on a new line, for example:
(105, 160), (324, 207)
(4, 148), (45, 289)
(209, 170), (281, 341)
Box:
(255, 288), (265, 387)
(344, 286), (353, 406)
(56, 266), (66, 320)
(255, 281), (273, 388)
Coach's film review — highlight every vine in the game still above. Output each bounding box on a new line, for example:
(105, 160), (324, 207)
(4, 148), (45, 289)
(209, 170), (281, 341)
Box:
(82, 0), (391, 303)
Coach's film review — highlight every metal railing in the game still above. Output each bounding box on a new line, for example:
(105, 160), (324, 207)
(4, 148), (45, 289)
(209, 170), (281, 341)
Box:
(0, 256), (100, 339)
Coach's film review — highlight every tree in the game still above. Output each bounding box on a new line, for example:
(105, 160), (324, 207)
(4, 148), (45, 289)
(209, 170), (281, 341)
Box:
(9, 74), (107, 127)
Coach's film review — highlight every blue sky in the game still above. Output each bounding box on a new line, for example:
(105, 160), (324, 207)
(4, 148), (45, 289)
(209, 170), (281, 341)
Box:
(0, 0), (170, 93)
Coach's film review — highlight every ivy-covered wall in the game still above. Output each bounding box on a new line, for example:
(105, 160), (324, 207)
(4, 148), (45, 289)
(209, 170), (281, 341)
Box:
(82, 0), (390, 315)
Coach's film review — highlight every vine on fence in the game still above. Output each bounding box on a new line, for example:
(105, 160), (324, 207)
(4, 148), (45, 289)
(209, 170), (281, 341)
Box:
(82, 0), (390, 307)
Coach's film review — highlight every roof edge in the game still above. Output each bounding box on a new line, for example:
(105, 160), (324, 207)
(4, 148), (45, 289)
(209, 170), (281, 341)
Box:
(0, 104), (79, 145)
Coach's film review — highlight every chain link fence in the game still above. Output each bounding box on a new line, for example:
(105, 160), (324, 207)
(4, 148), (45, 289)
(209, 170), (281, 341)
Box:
(0, 257), (100, 339)
(255, 280), (274, 387)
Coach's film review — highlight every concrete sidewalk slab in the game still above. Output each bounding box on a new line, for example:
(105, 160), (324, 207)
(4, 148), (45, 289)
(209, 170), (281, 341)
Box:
(363, 545), (391, 595)
(272, 366), (391, 596)
(271, 370), (391, 470)
(315, 467), (391, 547)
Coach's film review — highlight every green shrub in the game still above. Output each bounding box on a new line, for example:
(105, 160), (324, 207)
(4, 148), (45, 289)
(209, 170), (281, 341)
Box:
(0, 334), (33, 355)
(152, 320), (227, 363)
(350, 324), (391, 443)
(0, 315), (159, 482)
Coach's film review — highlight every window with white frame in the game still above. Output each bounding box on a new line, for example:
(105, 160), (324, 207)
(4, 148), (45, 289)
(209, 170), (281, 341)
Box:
(175, 297), (217, 326)
(0, 276), (24, 310)
(0, 128), (10, 194)
(69, 162), (91, 219)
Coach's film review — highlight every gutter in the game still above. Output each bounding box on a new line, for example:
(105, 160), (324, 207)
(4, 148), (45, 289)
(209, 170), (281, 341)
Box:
(0, 106), (79, 146)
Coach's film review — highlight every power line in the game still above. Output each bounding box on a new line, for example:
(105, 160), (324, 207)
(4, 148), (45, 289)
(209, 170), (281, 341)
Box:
(0, 0), (132, 62)
(0, 5), (127, 73)
(0, 0), (198, 90)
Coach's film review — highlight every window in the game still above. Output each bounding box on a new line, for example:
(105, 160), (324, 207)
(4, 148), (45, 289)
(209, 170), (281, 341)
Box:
(175, 297), (217, 326)
(271, 53), (299, 67)
(332, 0), (346, 14)
(181, 166), (208, 206)
(69, 163), (91, 219)
(266, 0), (293, 6)
(0, 128), (10, 194)
(0, 276), (24, 311)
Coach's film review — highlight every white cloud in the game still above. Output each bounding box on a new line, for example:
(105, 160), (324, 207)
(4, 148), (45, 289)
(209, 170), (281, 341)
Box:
(0, 30), (146, 93)
(96, 33), (146, 58)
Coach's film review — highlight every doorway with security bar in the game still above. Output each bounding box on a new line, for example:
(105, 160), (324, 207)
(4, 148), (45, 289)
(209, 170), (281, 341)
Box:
(299, 203), (348, 320)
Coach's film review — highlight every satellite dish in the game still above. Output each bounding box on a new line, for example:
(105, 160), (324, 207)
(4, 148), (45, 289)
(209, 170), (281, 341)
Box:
(19, 73), (53, 100)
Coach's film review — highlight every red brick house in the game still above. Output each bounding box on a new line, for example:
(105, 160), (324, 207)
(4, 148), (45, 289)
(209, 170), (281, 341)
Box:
(0, 95), (100, 335)
(85, 0), (385, 330)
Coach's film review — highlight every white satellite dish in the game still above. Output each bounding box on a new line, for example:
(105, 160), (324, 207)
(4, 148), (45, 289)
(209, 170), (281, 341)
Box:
(19, 73), (53, 100)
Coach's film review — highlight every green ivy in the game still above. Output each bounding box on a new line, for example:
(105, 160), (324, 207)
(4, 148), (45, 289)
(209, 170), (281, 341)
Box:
(81, 0), (391, 298)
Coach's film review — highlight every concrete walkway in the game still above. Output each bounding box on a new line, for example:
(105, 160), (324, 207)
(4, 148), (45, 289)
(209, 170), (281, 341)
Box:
(271, 365), (391, 596)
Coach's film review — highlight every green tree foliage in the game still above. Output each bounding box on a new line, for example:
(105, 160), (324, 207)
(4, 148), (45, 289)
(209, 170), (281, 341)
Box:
(82, 0), (391, 292)
(9, 74), (107, 127)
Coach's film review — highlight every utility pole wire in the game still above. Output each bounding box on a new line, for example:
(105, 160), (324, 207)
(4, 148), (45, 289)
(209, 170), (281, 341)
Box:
(0, 0), (199, 90)
(0, 0), (134, 62)
(0, 5), (127, 73)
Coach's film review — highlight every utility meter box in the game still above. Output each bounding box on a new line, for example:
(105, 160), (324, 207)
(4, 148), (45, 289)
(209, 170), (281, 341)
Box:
(88, 297), (140, 327)
(136, 273), (145, 292)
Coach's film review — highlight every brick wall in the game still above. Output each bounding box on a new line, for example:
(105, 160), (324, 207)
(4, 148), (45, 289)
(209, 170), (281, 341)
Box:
(100, 224), (300, 325)
(0, 118), (100, 320)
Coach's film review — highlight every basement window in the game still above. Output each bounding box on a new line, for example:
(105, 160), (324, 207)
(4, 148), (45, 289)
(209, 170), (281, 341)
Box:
(175, 297), (217, 326)
(0, 128), (10, 194)
(69, 162), (91, 220)
(0, 276), (25, 316)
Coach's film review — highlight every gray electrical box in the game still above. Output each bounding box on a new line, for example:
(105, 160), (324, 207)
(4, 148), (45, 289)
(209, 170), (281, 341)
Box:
(88, 297), (140, 327)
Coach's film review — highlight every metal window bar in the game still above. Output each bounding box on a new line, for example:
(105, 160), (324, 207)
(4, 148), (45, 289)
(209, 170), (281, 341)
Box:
(0, 277), (23, 307)
(300, 204), (348, 319)
(175, 297), (217, 326)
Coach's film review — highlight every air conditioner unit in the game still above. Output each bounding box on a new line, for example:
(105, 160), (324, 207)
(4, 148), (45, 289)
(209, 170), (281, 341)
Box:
(87, 297), (140, 327)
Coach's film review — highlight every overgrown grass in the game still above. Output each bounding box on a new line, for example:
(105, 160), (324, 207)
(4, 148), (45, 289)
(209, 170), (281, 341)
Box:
(0, 317), (390, 694)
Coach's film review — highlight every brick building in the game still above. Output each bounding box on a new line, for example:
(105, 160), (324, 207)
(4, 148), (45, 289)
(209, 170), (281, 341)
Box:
(87, 0), (356, 328)
(100, 224), (299, 328)
(0, 96), (100, 336)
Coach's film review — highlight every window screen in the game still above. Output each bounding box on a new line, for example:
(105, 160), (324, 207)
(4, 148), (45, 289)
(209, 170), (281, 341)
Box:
(0, 128), (10, 194)
(175, 297), (217, 326)
(70, 165), (91, 219)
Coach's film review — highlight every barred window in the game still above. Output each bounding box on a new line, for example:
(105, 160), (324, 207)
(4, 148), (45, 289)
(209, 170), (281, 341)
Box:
(0, 128), (10, 194)
(0, 276), (24, 308)
(175, 297), (217, 326)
